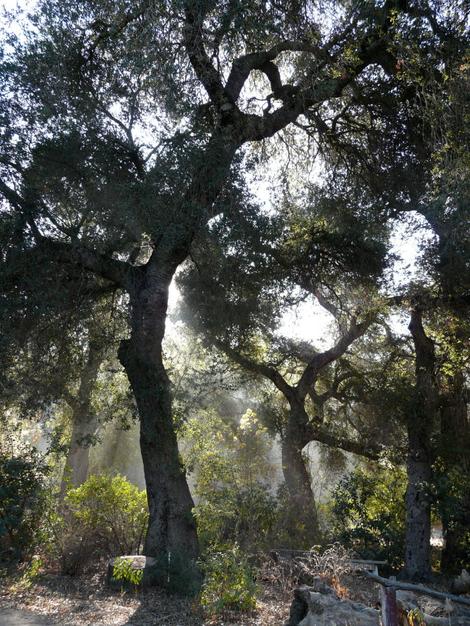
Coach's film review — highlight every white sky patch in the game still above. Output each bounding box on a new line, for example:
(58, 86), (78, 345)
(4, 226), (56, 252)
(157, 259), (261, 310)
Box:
(386, 213), (436, 291)
(279, 297), (334, 348)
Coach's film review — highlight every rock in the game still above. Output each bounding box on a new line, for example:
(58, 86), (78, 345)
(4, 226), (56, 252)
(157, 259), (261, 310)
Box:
(106, 555), (159, 590)
(451, 570), (470, 595)
(397, 588), (470, 625)
(285, 585), (380, 626)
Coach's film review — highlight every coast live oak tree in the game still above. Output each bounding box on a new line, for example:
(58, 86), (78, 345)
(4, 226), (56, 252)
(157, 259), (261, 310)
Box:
(0, 0), (465, 581)
(178, 189), (391, 542)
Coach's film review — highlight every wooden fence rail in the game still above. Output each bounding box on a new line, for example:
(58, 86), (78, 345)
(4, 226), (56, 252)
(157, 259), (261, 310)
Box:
(363, 571), (470, 626)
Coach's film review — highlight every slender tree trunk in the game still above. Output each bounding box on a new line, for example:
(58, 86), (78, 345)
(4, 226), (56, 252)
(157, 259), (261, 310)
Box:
(405, 308), (438, 581)
(280, 408), (320, 544)
(62, 412), (99, 488)
(61, 338), (103, 494)
(118, 260), (199, 583)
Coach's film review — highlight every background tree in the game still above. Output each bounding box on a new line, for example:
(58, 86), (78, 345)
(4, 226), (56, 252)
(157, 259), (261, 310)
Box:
(179, 188), (394, 543)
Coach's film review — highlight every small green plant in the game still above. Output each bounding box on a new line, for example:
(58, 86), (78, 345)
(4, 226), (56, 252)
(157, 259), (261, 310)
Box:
(200, 545), (258, 615)
(407, 607), (426, 625)
(112, 557), (143, 586)
(18, 555), (44, 589)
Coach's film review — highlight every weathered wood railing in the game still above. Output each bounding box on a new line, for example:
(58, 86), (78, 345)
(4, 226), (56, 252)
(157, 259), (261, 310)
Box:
(274, 551), (470, 626)
(363, 571), (470, 626)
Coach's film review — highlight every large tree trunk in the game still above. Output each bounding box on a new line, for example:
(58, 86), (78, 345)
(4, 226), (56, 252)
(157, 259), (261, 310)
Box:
(405, 308), (438, 581)
(404, 426), (433, 581)
(118, 259), (199, 586)
(439, 372), (470, 573)
(280, 408), (320, 545)
(117, 134), (237, 587)
(61, 338), (103, 494)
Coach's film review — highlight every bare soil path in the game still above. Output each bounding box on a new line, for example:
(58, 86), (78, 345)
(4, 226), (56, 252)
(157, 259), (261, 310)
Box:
(0, 608), (54, 625)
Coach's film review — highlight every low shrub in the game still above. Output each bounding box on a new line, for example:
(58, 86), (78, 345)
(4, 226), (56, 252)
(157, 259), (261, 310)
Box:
(111, 556), (144, 586)
(195, 482), (278, 551)
(434, 461), (470, 573)
(45, 473), (148, 574)
(0, 446), (49, 561)
(65, 473), (148, 555)
(200, 545), (258, 615)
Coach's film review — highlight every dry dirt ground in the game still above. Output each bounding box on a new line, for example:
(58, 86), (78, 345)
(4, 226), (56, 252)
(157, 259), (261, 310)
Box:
(0, 569), (292, 626)
(0, 558), (390, 626)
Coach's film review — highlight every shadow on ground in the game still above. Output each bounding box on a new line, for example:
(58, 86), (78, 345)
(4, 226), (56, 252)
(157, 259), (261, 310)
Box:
(0, 608), (56, 626)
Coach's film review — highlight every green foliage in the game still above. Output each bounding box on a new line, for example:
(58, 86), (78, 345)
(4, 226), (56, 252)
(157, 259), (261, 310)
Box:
(182, 409), (277, 550)
(18, 555), (44, 588)
(433, 460), (470, 573)
(65, 474), (148, 557)
(0, 446), (49, 561)
(200, 546), (258, 615)
(111, 556), (143, 586)
(330, 463), (407, 570)
(42, 474), (147, 574)
(195, 483), (278, 552)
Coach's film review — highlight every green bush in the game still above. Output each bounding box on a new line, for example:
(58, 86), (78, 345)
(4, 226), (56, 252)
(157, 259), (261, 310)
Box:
(183, 409), (278, 551)
(200, 545), (258, 615)
(0, 447), (49, 561)
(195, 483), (277, 551)
(434, 461), (470, 573)
(46, 474), (148, 574)
(112, 556), (144, 586)
(330, 464), (406, 570)
(65, 473), (148, 556)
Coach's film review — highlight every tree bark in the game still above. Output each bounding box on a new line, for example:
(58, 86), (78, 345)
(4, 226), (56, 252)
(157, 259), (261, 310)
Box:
(405, 308), (438, 581)
(404, 430), (432, 581)
(60, 337), (104, 494)
(118, 260), (199, 583)
(116, 134), (237, 588)
(280, 407), (320, 544)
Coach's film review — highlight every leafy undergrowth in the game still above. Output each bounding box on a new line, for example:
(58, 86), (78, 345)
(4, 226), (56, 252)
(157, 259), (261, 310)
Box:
(0, 563), (291, 626)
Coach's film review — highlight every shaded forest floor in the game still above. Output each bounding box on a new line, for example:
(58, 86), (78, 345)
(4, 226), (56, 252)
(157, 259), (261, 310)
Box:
(3, 562), (462, 625)
(0, 567), (291, 626)
(0, 563), (382, 625)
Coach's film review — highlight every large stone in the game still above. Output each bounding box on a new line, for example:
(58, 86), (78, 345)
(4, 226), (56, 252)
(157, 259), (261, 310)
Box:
(106, 555), (160, 590)
(451, 570), (470, 595)
(285, 585), (380, 626)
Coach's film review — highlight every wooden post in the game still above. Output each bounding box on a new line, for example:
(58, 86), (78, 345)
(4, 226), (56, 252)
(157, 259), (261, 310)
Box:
(380, 584), (399, 626)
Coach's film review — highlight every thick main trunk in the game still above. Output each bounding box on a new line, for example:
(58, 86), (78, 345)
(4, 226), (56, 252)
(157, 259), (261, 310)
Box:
(120, 339), (198, 561)
(280, 412), (320, 544)
(61, 339), (103, 494)
(116, 133), (237, 588)
(405, 428), (432, 581)
(118, 267), (199, 587)
(405, 308), (438, 581)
